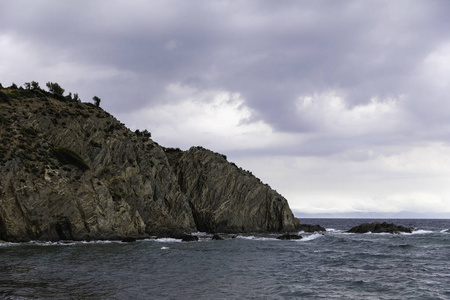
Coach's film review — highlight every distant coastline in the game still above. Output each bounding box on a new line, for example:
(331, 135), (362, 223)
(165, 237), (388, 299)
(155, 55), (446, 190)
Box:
(294, 211), (450, 219)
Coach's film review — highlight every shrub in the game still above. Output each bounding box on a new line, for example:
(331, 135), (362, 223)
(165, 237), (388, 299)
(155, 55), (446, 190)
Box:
(0, 91), (10, 103)
(46, 82), (65, 96)
(31, 81), (40, 90)
(51, 147), (90, 171)
(135, 129), (151, 138)
(0, 114), (8, 124)
(65, 92), (73, 101)
(93, 96), (101, 107)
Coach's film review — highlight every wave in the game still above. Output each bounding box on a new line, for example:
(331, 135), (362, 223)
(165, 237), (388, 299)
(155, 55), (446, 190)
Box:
(440, 229), (449, 233)
(190, 232), (211, 237)
(153, 238), (183, 243)
(0, 241), (20, 247)
(236, 235), (278, 241)
(298, 233), (324, 242)
(0, 239), (141, 247)
(400, 229), (434, 235)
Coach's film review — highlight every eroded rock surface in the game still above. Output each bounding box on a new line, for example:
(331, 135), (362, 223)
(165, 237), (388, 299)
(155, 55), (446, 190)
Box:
(167, 147), (297, 233)
(0, 87), (299, 241)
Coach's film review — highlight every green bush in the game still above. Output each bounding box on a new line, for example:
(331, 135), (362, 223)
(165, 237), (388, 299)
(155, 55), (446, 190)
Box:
(93, 96), (101, 107)
(46, 82), (65, 96)
(0, 91), (10, 103)
(51, 147), (90, 171)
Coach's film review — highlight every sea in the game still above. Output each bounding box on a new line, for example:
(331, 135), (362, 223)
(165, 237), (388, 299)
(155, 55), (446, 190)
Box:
(0, 219), (449, 300)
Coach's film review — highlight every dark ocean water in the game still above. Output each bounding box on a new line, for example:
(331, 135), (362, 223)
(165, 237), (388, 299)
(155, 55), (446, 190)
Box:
(1, 219), (449, 299)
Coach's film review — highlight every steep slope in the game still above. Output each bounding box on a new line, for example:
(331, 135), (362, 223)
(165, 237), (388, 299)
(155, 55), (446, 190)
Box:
(166, 147), (298, 233)
(0, 88), (195, 241)
(0, 85), (299, 242)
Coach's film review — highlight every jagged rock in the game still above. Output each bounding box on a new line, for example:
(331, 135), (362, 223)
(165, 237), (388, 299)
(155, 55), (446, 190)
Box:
(167, 147), (297, 233)
(121, 237), (137, 243)
(297, 224), (326, 232)
(276, 233), (302, 240)
(211, 234), (224, 240)
(166, 234), (199, 242)
(0, 86), (299, 242)
(0, 90), (195, 242)
(347, 222), (413, 234)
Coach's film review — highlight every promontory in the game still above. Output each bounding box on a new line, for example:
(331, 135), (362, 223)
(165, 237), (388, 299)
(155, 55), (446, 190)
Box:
(0, 83), (299, 242)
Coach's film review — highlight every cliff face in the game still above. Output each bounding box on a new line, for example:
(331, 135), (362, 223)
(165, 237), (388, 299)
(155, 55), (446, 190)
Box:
(167, 147), (297, 233)
(0, 87), (298, 241)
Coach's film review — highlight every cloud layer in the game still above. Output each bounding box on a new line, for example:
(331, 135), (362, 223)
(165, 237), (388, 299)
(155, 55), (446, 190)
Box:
(2, 0), (450, 214)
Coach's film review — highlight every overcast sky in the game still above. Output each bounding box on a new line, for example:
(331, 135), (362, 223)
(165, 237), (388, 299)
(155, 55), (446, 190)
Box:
(2, 0), (450, 215)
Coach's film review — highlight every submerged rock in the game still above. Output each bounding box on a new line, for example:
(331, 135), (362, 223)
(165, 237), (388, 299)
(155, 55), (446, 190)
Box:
(276, 233), (302, 240)
(211, 234), (224, 240)
(171, 234), (199, 242)
(347, 222), (413, 234)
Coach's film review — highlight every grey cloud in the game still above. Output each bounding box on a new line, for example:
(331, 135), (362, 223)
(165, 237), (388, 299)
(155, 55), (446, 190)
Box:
(3, 1), (450, 150)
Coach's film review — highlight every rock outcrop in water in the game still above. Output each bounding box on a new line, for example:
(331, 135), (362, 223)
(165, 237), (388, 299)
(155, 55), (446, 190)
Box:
(347, 222), (413, 234)
(0, 84), (298, 242)
(297, 224), (325, 232)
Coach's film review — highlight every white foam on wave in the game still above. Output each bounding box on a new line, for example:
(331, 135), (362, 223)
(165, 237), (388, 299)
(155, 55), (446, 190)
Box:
(190, 232), (210, 237)
(161, 246), (170, 250)
(153, 238), (183, 243)
(299, 233), (324, 242)
(236, 235), (277, 241)
(79, 240), (129, 245)
(28, 240), (77, 246)
(403, 229), (434, 235)
(0, 242), (19, 247)
(440, 229), (449, 233)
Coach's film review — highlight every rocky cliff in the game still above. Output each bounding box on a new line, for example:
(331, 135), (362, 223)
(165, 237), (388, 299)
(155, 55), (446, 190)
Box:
(0, 85), (298, 242)
(166, 147), (297, 233)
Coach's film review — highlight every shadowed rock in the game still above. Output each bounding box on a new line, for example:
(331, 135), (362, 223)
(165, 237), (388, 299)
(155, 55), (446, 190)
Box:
(211, 234), (224, 240)
(121, 237), (137, 243)
(175, 234), (199, 242)
(347, 222), (413, 234)
(0, 87), (299, 242)
(166, 147), (298, 233)
(276, 233), (302, 240)
(297, 224), (326, 232)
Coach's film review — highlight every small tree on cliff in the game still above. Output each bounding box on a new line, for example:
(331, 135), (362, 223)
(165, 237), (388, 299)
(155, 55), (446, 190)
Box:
(24, 81), (40, 90)
(46, 82), (65, 96)
(31, 81), (40, 90)
(93, 96), (101, 107)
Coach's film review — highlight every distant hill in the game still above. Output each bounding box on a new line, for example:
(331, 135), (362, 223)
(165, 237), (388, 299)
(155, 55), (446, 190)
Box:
(294, 211), (450, 219)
